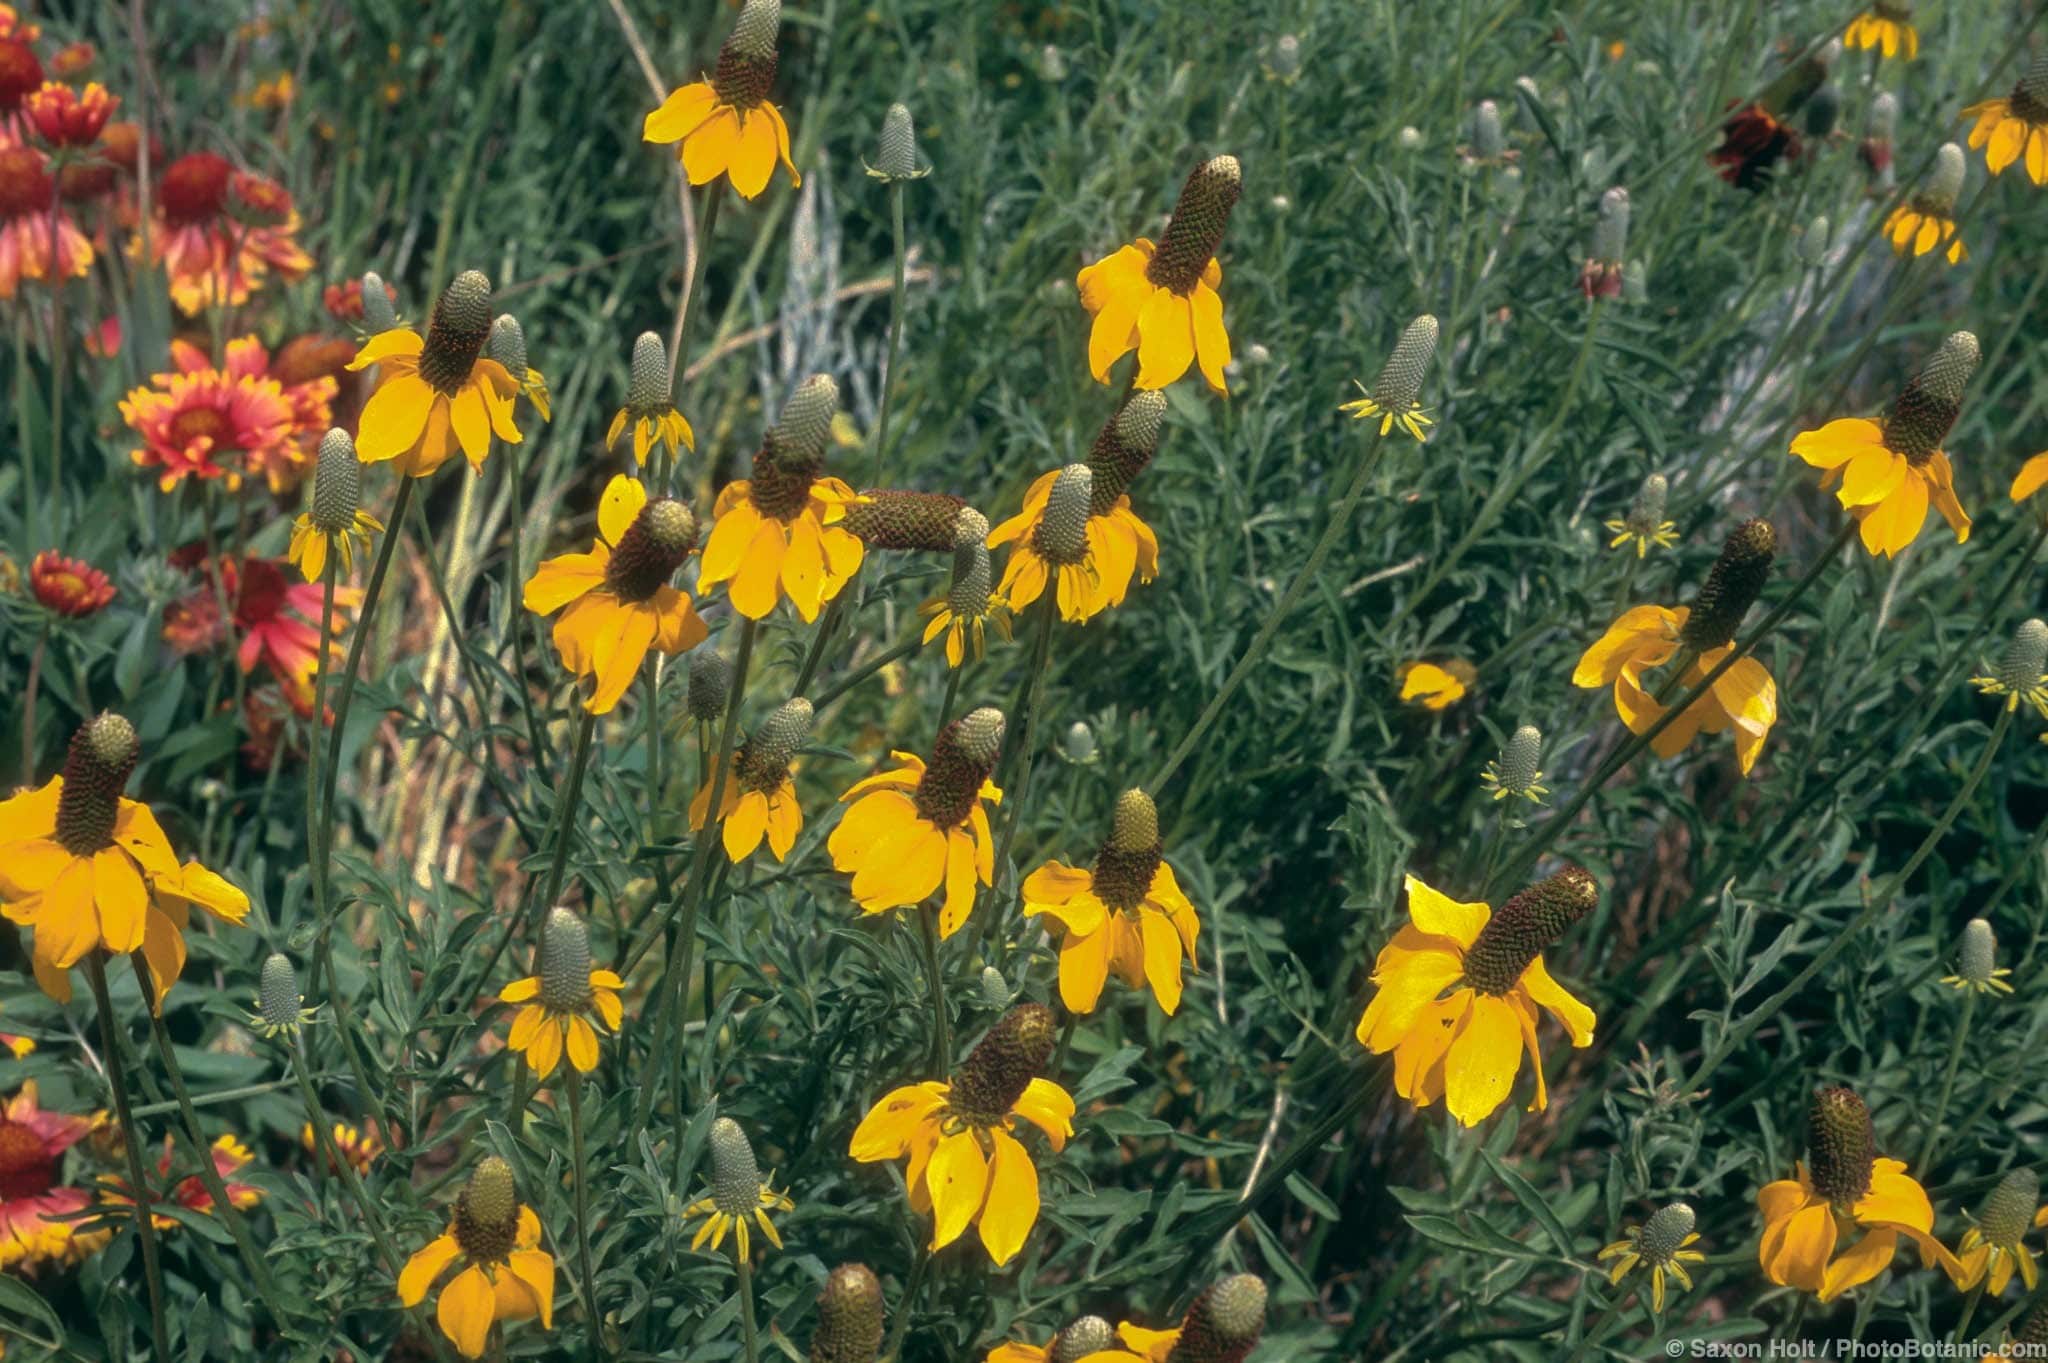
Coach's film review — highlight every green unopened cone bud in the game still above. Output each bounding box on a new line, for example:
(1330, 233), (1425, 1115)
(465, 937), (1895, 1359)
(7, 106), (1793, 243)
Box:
(627, 332), (669, 416)
(949, 1003), (1056, 1124)
(1995, 619), (2048, 696)
(419, 270), (493, 397)
(740, 697), (812, 789)
(487, 315), (529, 381)
(1591, 187), (1629, 265)
(1109, 788), (1158, 852)
(1461, 866), (1597, 995)
(1499, 725), (1543, 796)
(1267, 35), (1301, 81)
(914, 708), (1005, 828)
(709, 1116), (763, 1213)
(1867, 91), (1898, 141)
(454, 1156), (520, 1262)
(1146, 155), (1241, 295)
(1053, 1317), (1116, 1363)
(1982, 1167), (2038, 1248)
(259, 952), (302, 1031)
(1807, 1086), (1876, 1208)
(1089, 391), (1167, 512)
(1923, 143), (1966, 211)
(871, 103), (922, 181)
(1679, 519), (1775, 652)
(1884, 332), (1977, 464)
(56, 713), (139, 855)
(947, 511), (993, 616)
(1627, 473), (1668, 535)
(1031, 464), (1093, 566)
(769, 374), (839, 472)
(843, 489), (965, 549)
(1094, 788), (1163, 912)
(730, 0), (780, 58)
(539, 907), (593, 1013)
(1959, 917), (1998, 984)
(1641, 1203), (1695, 1263)
(1473, 100), (1505, 159)
(1061, 720), (1097, 764)
(361, 270), (397, 332)
(689, 651), (733, 722)
(604, 498), (698, 602)
(810, 1262), (884, 1363)
(1799, 215), (1831, 268)
(1372, 314), (1439, 410)
(979, 967), (1012, 1008)
(311, 428), (363, 534)
(1168, 1274), (1267, 1363)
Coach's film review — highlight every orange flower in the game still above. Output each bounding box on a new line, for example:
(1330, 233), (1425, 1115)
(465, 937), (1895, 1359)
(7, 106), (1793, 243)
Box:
(0, 145), (91, 298)
(29, 550), (114, 617)
(120, 337), (310, 492)
(0, 1081), (106, 1270)
(103, 1134), (264, 1232)
(23, 81), (115, 147)
(138, 152), (312, 314)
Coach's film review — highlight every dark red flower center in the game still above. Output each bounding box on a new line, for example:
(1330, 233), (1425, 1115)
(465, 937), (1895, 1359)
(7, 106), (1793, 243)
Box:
(159, 152), (231, 225)
(0, 1120), (56, 1200)
(0, 145), (54, 217)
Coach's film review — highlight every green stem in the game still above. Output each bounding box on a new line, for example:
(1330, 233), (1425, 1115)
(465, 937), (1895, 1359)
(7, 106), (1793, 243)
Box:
(918, 903), (950, 1072)
(810, 633), (920, 712)
(666, 184), (724, 405)
(503, 438), (549, 781)
(869, 181), (907, 485)
(880, 1245), (932, 1363)
(567, 1070), (606, 1356)
(85, 956), (171, 1363)
(1150, 433), (1388, 792)
(1916, 990), (1976, 1174)
(1954, 1280), (1987, 1344)
(734, 1242), (760, 1363)
(285, 1033), (408, 1282)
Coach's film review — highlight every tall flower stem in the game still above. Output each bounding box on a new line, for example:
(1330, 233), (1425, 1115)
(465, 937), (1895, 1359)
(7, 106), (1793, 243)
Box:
(1954, 1281), (1988, 1343)
(734, 1245), (761, 1363)
(917, 903), (950, 1072)
(1684, 706), (2014, 1096)
(665, 184), (723, 411)
(502, 441), (549, 780)
(85, 956), (171, 1363)
(566, 1070), (605, 1355)
(1916, 990), (1977, 1174)
(869, 180), (907, 486)
(976, 597), (1056, 954)
(45, 194), (67, 515)
(1151, 433), (1388, 791)
(127, 954), (294, 1327)
(880, 1244), (932, 1363)
(305, 559), (336, 855)
(285, 1033), (405, 1280)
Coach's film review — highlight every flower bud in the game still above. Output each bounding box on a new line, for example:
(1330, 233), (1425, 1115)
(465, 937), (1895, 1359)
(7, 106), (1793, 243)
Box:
(868, 102), (924, 181)
(310, 429), (364, 535)
(947, 510), (993, 618)
(809, 1263), (884, 1363)
(1146, 155), (1241, 295)
(259, 953), (302, 1032)
(1799, 214), (1831, 267)
(1628, 473), (1669, 535)
(1867, 91), (1899, 142)
(769, 374), (839, 472)
(1958, 917), (1999, 985)
(1807, 1086), (1876, 1208)
(1060, 720), (1097, 764)
(1267, 35), (1300, 81)
(1461, 867), (1596, 995)
(538, 907), (594, 1013)
(1995, 620), (2048, 703)
(1397, 126), (1425, 151)
(1922, 142), (1966, 212)
(1802, 84), (1841, 138)
(1473, 100), (1505, 160)
(487, 315), (529, 382)
(1493, 724), (1544, 798)
(1094, 789), (1164, 912)
(688, 650), (734, 722)
(419, 270), (493, 397)
(1038, 45), (1067, 81)
(1591, 187), (1629, 265)
(1883, 331), (1977, 464)
(360, 270), (398, 332)
(979, 967), (1013, 1009)
(1982, 1167), (2039, 1249)
(949, 1003), (1056, 1124)
(1031, 465), (1094, 566)
(626, 331), (670, 417)
(1679, 519), (1775, 652)
(56, 713), (139, 855)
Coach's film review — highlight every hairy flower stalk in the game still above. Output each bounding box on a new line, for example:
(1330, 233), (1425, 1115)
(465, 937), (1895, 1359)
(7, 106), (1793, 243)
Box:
(810, 1263), (885, 1363)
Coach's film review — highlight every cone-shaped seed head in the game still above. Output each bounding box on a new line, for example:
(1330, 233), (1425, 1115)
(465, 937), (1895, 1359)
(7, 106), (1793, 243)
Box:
(1145, 155), (1241, 295)
(709, 1116), (763, 1213)
(689, 650), (734, 723)
(1803, 84), (1841, 138)
(539, 907), (593, 1013)
(259, 952), (301, 1030)
(949, 1002), (1057, 1124)
(361, 270), (398, 332)
(604, 498), (699, 603)
(627, 332), (669, 416)
(2020, 1297), (2048, 1350)
(1981, 1167), (2039, 1247)
(978, 967), (1012, 1008)
(843, 489), (965, 549)
(1109, 788), (1159, 852)
(1372, 315), (1439, 409)
(1867, 91), (1898, 140)
(311, 428), (363, 534)
(1089, 391), (1167, 512)
(487, 315), (529, 381)
(1641, 1203), (1695, 1263)
(454, 1156), (520, 1262)
(1884, 332), (1978, 464)
(1031, 464), (1093, 565)
(1924, 142), (1966, 208)
(810, 1262), (885, 1363)
(1679, 519), (1775, 651)
(1094, 788), (1163, 912)
(1627, 473), (1668, 534)
(1168, 1274), (1267, 1363)
(875, 103), (919, 180)
(741, 697), (813, 787)
(729, 0), (780, 58)
(769, 375), (839, 472)
(1499, 725), (1543, 795)
(1052, 1317), (1116, 1363)
(913, 708), (1005, 828)
(1995, 618), (2048, 695)
(1474, 100), (1505, 158)
(1591, 187), (1629, 264)
(419, 270), (493, 396)
(1807, 1086), (1876, 1207)
(1461, 866), (1597, 995)
(56, 713), (139, 855)
(948, 512), (993, 616)
(1959, 917), (1998, 984)
(2017, 49), (2048, 116)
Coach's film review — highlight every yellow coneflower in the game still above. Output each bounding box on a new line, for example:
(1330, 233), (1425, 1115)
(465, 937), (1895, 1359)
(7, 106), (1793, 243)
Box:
(848, 1004), (1075, 1266)
(1597, 1203), (1705, 1311)
(986, 1314), (1114, 1363)
(1021, 790), (1202, 1016)
(523, 474), (709, 714)
(688, 697), (812, 863)
(1757, 1087), (1959, 1301)
(1605, 472), (1678, 557)
(1964, 50), (2048, 185)
(1340, 314), (1440, 442)
(1396, 659), (1473, 711)
(1077, 156), (1239, 394)
(287, 429), (383, 583)
(1971, 620), (2048, 718)
(809, 1264), (886, 1362)
(1955, 1167), (2041, 1294)
(606, 332), (693, 464)
(1081, 1276), (1267, 1363)
(1792, 333), (1976, 557)
(1481, 724), (1548, 804)
(641, 0), (799, 200)
(346, 270), (524, 478)
(249, 951), (316, 1038)
(497, 908), (623, 1080)
(988, 392), (1166, 623)
(919, 509), (1013, 666)
(1573, 520), (1779, 774)
(1882, 144), (1967, 265)
(828, 708), (1004, 938)
(488, 315), (550, 423)
(1943, 918), (2015, 994)
(697, 375), (866, 622)
(0, 714), (248, 1009)
(678, 1118), (793, 1259)
(398, 1157), (555, 1359)
(993, 464), (1103, 622)
(1355, 869), (1598, 1126)
(1845, 2), (1918, 60)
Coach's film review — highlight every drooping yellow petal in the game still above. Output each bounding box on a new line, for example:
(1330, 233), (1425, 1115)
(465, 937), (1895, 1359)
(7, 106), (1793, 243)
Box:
(1133, 289), (1196, 391)
(978, 1126), (1040, 1266)
(599, 474), (648, 548)
(437, 1263), (498, 1359)
(355, 374), (436, 463)
(1516, 956), (1596, 1045)
(1818, 1227), (1898, 1302)
(925, 1129), (989, 1251)
(1403, 876), (1489, 947)
(849, 1084), (946, 1162)
(398, 1233), (462, 1306)
(1443, 993), (1523, 1127)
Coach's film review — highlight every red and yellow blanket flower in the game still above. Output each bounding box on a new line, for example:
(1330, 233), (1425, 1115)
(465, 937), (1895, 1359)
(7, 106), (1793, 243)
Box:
(497, 909), (623, 1080)
(1355, 869), (1598, 1127)
(103, 1133), (263, 1231)
(138, 152), (312, 314)
(689, 697), (812, 863)
(348, 270), (523, 478)
(1573, 520), (1779, 775)
(1074, 1276), (1267, 1363)
(1078, 155), (1239, 394)
(849, 1004), (1074, 1266)
(0, 144), (91, 298)
(523, 473), (708, 714)
(1021, 789), (1202, 1016)
(1844, 2), (1918, 60)
(989, 392), (1165, 623)
(0, 1081), (106, 1270)
(1758, 1086), (1960, 1301)
(1964, 50), (2048, 185)
(0, 714), (249, 1009)
(29, 550), (114, 618)
(828, 707), (1004, 938)
(697, 375), (864, 621)
(1792, 332), (1976, 558)
(399, 1157), (555, 1359)
(641, 0), (798, 200)
(120, 335), (331, 493)
(301, 1120), (384, 1177)
(24, 80), (116, 147)
(1882, 144), (1968, 265)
